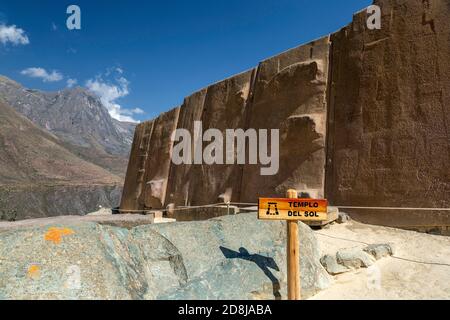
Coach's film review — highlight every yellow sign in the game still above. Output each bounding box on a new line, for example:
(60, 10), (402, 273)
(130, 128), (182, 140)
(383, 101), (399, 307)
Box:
(258, 198), (328, 221)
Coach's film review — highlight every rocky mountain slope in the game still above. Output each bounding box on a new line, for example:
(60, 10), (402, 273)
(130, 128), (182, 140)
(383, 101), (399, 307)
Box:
(0, 99), (121, 186)
(0, 99), (123, 221)
(0, 76), (135, 176)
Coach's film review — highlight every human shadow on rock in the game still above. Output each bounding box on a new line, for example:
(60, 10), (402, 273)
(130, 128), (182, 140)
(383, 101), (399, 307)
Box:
(219, 246), (282, 300)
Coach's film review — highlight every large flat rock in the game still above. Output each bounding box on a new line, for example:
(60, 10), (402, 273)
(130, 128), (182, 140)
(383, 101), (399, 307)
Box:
(0, 213), (331, 300)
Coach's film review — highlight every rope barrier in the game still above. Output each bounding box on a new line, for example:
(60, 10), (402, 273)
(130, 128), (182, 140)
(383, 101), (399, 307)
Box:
(228, 203), (450, 211)
(333, 206), (450, 211)
(118, 202), (450, 215)
(119, 202), (227, 215)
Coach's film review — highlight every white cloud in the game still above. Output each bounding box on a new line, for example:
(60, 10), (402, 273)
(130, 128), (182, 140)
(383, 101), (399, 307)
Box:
(121, 108), (144, 116)
(85, 72), (142, 123)
(0, 24), (29, 45)
(131, 108), (144, 114)
(51, 22), (58, 31)
(21, 67), (63, 82)
(67, 78), (78, 88)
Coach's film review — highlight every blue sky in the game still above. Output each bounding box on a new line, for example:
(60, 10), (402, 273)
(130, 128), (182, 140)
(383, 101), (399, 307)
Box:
(0, 0), (371, 122)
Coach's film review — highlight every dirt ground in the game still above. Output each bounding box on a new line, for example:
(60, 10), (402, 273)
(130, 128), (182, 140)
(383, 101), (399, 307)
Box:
(311, 221), (450, 300)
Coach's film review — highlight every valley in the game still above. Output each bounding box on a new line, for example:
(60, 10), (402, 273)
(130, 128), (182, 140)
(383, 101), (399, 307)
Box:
(0, 77), (134, 220)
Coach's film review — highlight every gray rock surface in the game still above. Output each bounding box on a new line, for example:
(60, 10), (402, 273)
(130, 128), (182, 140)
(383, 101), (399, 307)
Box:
(320, 254), (350, 275)
(87, 208), (113, 216)
(0, 213), (155, 231)
(336, 212), (351, 224)
(0, 213), (331, 300)
(364, 244), (395, 260)
(336, 248), (376, 269)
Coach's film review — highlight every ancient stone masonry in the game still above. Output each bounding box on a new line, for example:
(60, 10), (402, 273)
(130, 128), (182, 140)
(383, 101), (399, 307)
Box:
(121, 0), (450, 230)
(240, 37), (330, 203)
(326, 0), (450, 229)
(121, 36), (330, 211)
(121, 108), (180, 212)
(166, 71), (256, 207)
(120, 121), (153, 212)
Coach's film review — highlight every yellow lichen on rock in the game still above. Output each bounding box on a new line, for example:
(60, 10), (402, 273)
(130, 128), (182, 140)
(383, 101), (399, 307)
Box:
(27, 265), (40, 280)
(44, 227), (75, 244)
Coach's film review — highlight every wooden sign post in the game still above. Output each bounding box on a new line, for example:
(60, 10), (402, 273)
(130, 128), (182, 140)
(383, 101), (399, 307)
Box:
(258, 190), (328, 300)
(286, 189), (300, 300)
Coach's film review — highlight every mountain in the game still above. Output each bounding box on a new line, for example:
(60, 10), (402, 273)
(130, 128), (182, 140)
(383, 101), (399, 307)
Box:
(0, 76), (135, 176)
(0, 98), (124, 220)
(0, 75), (137, 220)
(0, 98), (122, 186)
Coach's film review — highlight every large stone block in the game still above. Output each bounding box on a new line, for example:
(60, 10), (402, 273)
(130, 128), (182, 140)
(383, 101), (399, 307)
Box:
(325, 0), (450, 227)
(120, 121), (153, 211)
(165, 90), (208, 207)
(240, 37), (330, 202)
(186, 70), (256, 206)
(165, 70), (257, 207)
(141, 108), (180, 209)
(121, 107), (180, 211)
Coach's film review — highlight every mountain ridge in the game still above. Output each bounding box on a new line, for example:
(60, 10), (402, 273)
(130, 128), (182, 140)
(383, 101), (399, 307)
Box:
(0, 98), (122, 186)
(0, 75), (138, 220)
(0, 75), (136, 176)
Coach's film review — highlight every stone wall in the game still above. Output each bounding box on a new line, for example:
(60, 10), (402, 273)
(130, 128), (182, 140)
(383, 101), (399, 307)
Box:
(240, 37), (330, 202)
(326, 0), (450, 228)
(121, 0), (450, 230)
(165, 37), (331, 207)
(166, 70), (255, 207)
(121, 108), (180, 212)
(121, 37), (330, 210)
